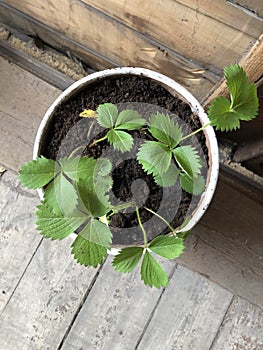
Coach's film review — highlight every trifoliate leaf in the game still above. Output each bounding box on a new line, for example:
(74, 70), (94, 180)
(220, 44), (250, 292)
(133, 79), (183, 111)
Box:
(77, 177), (110, 217)
(137, 141), (172, 176)
(79, 218), (112, 249)
(140, 250), (168, 288)
(60, 156), (97, 182)
(71, 235), (107, 267)
(180, 173), (205, 195)
(112, 247), (144, 272)
(154, 163), (179, 187)
(115, 109), (146, 130)
(208, 65), (258, 131)
(43, 173), (78, 215)
(208, 96), (240, 131)
(36, 203), (87, 240)
(173, 146), (201, 178)
(149, 113), (183, 148)
(19, 156), (58, 189)
(149, 236), (184, 259)
(97, 103), (119, 128)
(107, 129), (133, 152)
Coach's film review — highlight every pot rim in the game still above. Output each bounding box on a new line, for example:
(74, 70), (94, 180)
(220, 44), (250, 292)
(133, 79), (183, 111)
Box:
(33, 67), (219, 250)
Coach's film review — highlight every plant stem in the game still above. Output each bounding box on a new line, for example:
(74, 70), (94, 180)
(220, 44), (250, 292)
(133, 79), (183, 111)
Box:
(89, 134), (108, 148)
(68, 145), (86, 158)
(181, 122), (211, 142)
(136, 207), (148, 248)
(109, 201), (136, 215)
(144, 207), (177, 236)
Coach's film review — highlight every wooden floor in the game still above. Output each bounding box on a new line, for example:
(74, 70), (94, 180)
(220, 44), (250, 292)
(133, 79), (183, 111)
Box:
(1, 55), (263, 350)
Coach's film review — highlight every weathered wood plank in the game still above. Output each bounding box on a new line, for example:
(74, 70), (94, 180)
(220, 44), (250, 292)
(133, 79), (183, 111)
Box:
(1, 1), (218, 100)
(83, 0), (262, 70)
(0, 232), (100, 350)
(178, 178), (263, 309)
(211, 296), (263, 350)
(0, 56), (61, 170)
(229, 0), (263, 17)
(0, 170), (41, 314)
(0, 40), (76, 90)
(60, 257), (176, 350)
(136, 265), (233, 350)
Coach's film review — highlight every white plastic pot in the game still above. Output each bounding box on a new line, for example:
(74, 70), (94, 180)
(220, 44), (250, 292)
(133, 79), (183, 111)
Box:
(34, 67), (219, 247)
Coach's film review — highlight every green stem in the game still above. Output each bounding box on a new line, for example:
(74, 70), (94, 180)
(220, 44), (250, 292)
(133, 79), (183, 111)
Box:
(68, 145), (86, 158)
(181, 122), (211, 142)
(89, 134), (108, 148)
(109, 201), (136, 215)
(144, 207), (177, 236)
(136, 207), (148, 248)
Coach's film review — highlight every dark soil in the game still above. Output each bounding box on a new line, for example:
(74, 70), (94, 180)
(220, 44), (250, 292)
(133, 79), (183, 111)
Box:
(42, 75), (208, 246)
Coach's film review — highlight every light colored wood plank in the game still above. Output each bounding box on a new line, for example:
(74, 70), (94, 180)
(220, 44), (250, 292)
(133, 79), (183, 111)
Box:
(211, 296), (263, 350)
(230, 0), (263, 17)
(0, 234), (99, 349)
(60, 257), (176, 350)
(178, 178), (263, 309)
(79, 0), (262, 73)
(137, 265), (233, 350)
(0, 170), (41, 314)
(0, 56), (61, 170)
(1, 0), (218, 99)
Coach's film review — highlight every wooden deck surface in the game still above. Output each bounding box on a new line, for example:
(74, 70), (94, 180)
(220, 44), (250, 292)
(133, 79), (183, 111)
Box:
(1, 55), (263, 349)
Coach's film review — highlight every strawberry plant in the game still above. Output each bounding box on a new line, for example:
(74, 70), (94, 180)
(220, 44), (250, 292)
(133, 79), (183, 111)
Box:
(19, 64), (258, 288)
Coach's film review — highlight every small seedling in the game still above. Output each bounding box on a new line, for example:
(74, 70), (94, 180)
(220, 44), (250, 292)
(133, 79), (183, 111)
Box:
(19, 64), (258, 288)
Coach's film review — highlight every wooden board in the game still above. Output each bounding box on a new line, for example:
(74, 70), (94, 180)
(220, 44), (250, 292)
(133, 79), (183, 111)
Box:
(82, 0), (262, 71)
(0, 1), (219, 100)
(0, 170), (41, 314)
(211, 296), (263, 349)
(60, 257), (176, 350)
(0, 229), (100, 350)
(178, 178), (263, 309)
(0, 56), (61, 170)
(2, 0), (262, 76)
(230, 0), (263, 17)
(136, 265), (233, 350)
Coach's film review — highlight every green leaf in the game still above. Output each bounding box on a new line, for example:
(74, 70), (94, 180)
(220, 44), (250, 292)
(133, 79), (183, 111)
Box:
(208, 65), (259, 131)
(60, 156), (97, 181)
(112, 247), (144, 272)
(154, 163), (179, 187)
(140, 250), (168, 288)
(137, 141), (172, 176)
(149, 235), (184, 259)
(71, 235), (107, 267)
(77, 177), (110, 217)
(43, 174), (78, 215)
(173, 146), (201, 178)
(115, 109), (146, 130)
(180, 173), (205, 195)
(149, 112), (182, 148)
(36, 202), (87, 240)
(208, 96), (240, 131)
(107, 129), (133, 152)
(19, 156), (58, 189)
(94, 158), (112, 176)
(97, 103), (119, 128)
(79, 218), (112, 249)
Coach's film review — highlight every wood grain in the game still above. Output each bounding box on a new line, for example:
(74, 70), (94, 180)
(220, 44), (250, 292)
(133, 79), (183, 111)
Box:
(82, 0), (262, 70)
(211, 296), (263, 350)
(0, 233), (100, 350)
(178, 178), (263, 309)
(1, 0), (219, 100)
(0, 56), (61, 170)
(0, 170), (41, 314)
(229, 0), (263, 17)
(137, 265), (233, 350)
(60, 257), (176, 350)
